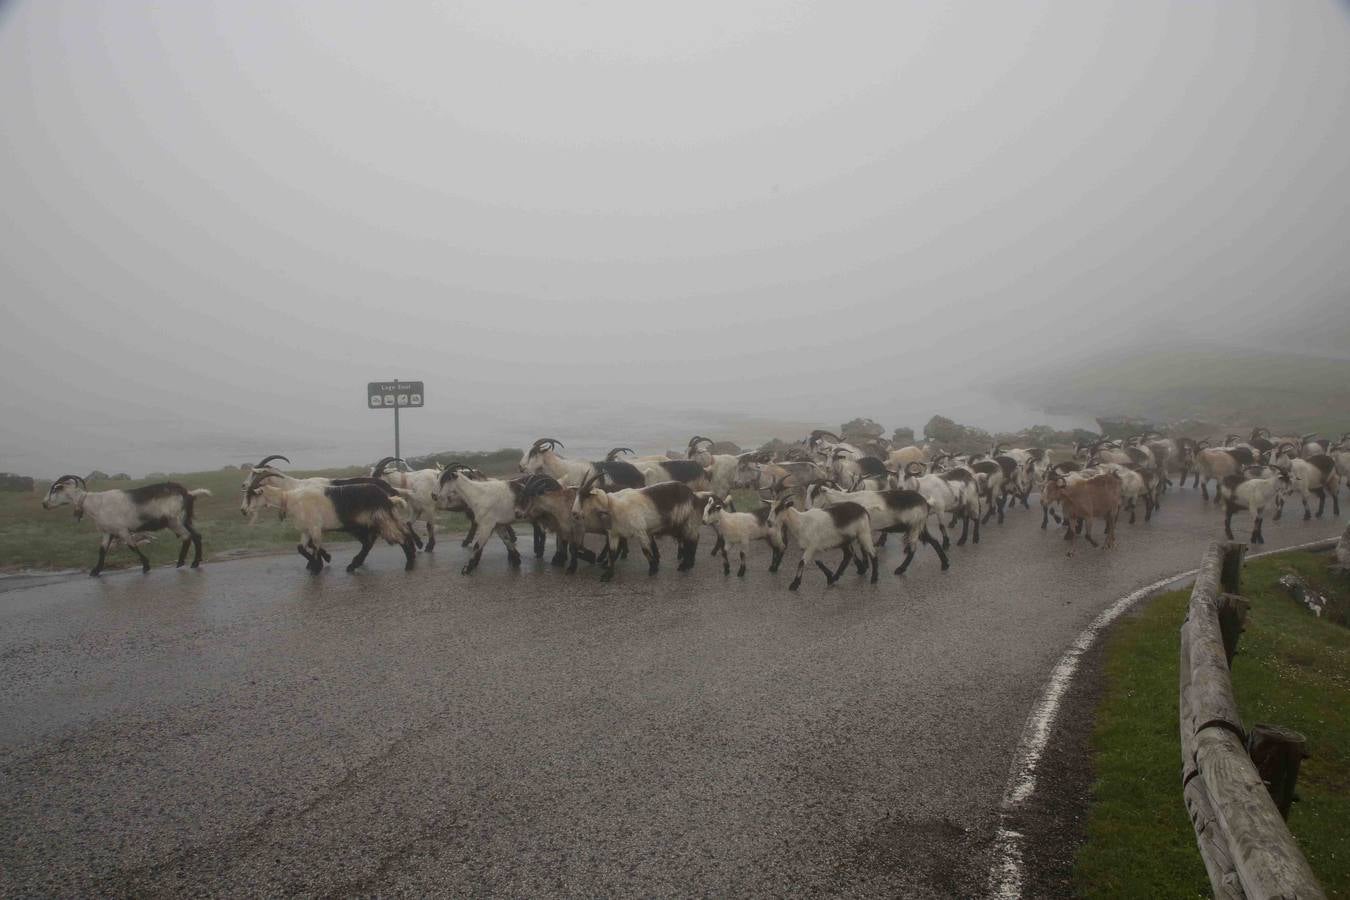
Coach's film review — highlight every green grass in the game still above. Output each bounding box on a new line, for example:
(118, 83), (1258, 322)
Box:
(999, 346), (1350, 435)
(1075, 551), (1350, 898)
(0, 468), (472, 573)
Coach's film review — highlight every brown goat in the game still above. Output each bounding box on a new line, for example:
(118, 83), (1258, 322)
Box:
(1043, 471), (1122, 555)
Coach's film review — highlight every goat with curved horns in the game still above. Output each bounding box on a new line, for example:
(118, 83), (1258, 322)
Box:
(44, 475), (212, 576)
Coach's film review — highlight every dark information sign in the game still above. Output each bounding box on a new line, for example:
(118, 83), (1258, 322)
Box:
(367, 381), (424, 409)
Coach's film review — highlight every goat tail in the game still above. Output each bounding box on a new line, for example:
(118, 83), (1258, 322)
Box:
(189, 489), (213, 497)
(389, 496), (411, 517)
(375, 505), (410, 544)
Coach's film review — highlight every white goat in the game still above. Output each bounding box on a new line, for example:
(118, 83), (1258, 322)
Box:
(371, 456), (445, 551)
(1218, 466), (1292, 545)
(438, 468), (524, 574)
(701, 495), (786, 576)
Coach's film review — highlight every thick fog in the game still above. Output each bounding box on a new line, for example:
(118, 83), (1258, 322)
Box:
(2, 1), (1348, 476)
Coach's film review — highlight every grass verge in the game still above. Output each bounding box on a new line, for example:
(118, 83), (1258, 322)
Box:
(1074, 550), (1350, 897)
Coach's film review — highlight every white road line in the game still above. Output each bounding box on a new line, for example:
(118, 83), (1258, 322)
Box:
(985, 535), (1339, 899)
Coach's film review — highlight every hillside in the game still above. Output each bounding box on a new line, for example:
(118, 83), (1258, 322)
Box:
(995, 344), (1350, 435)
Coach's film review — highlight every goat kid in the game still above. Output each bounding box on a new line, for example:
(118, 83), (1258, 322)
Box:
(702, 495), (785, 576)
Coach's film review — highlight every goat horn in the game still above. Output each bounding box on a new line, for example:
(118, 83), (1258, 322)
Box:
(256, 454), (290, 468)
(53, 474), (87, 489)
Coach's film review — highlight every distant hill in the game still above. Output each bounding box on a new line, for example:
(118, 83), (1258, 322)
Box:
(994, 342), (1349, 435)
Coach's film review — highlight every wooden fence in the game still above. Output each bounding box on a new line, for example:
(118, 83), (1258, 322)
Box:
(1178, 541), (1325, 899)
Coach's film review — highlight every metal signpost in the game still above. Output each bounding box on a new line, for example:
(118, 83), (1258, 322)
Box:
(367, 380), (424, 459)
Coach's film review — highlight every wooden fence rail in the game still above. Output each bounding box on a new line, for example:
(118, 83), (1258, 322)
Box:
(1179, 541), (1325, 900)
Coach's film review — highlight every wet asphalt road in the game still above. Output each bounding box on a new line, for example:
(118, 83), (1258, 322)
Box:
(1, 491), (1341, 897)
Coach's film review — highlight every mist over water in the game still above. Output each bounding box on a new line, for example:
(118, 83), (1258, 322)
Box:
(0, 391), (1097, 478)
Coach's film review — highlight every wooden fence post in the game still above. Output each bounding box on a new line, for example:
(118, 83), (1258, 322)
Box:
(1247, 724), (1309, 820)
(1220, 542), (1246, 594)
(1215, 594), (1248, 668)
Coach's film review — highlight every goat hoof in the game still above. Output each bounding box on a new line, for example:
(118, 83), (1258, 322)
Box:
(346, 564), (359, 573)
(737, 567), (747, 577)
(142, 565), (151, 574)
(176, 561), (185, 568)
(893, 566), (906, 576)
(190, 561), (200, 569)
(599, 571), (615, 583)
(460, 565), (474, 575)
(940, 561), (950, 571)
(88, 569), (101, 577)
(788, 579), (802, 591)
(722, 566), (730, 576)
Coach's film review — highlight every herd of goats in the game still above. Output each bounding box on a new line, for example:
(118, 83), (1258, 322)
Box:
(39, 427), (1349, 588)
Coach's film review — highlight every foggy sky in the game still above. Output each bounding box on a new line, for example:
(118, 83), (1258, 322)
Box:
(3, 1), (1349, 475)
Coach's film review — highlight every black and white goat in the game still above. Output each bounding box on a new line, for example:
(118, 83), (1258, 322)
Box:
(570, 473), (702, 581)
(43, 475), (211, 575)
(238, 455), (421, 546)
(807, 482), (949, 576)
(831, 450), (892, 492)
(1218, 466), (1292, 544)
(629, 455), (711, 491)
(701, 495), (786, 576)
(1270, 443), (1342, 519)
(899, 462), (983, 547)
(765, 496), (878, 590)
(243, 472), (417, 573)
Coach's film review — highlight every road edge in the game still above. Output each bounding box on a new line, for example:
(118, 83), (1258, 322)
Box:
(984, 535), (1340, 898)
